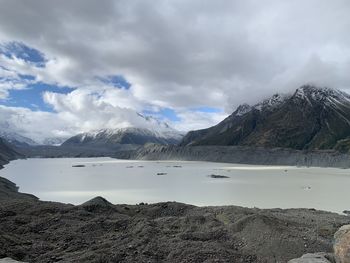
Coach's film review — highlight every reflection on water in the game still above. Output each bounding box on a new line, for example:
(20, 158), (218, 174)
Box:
(1, 157), (349, 213)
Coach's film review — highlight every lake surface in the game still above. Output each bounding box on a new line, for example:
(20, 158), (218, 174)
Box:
(1, 157), (349, 213)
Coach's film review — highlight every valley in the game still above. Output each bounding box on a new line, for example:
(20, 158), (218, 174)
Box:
(2, 2), (350, 261)
(1, 86), (350, 262)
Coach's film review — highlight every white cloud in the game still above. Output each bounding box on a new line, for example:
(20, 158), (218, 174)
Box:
(0, 62), (33, 99)
(42, 88), (147, 132)
(0, 105), (74, 143)
(1, 0), (350, 140)
(172, 110), (227, 132)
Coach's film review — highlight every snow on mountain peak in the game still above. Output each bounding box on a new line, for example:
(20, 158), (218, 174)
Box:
(70, 112), (184, 145)
(290, 85), (350, 111)
(0, 130), (38, 146)
(136, 113), (172, 131)
(255, 93), (289, 111)
(293, 85), (350, 102)
(234, 93), (289, 116)
(233, 86), (350, 118)
(235, 104), (252, 116)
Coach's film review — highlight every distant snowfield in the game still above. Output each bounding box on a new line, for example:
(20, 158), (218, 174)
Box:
(1, 157), (349, 214)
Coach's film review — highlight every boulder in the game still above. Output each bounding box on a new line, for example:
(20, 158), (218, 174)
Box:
(334, 225), (350, 263)
(288, 253), (333, 263)
(0, 258), (27, 263)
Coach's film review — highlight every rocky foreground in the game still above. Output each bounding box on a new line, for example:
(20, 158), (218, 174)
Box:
(0, 176), (349, 263)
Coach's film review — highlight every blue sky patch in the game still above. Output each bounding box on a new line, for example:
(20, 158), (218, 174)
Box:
(0, 41), (46, 67)
(143, 107), (181, 122)
(99, 75), (131, 89)
(18, 74), (36, 81)
(1, 82), (73, 112)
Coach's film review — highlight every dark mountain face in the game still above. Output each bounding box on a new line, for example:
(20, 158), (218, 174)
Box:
(180, 86), (350, 152)
(0, 138), (21, 167)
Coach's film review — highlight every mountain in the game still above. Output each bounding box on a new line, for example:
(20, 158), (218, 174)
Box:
(0, 138), (21, 167)
(180, 85), (350, 152)
(41, 137), (67, 146)
(62, 114), (184, 147)
(62, 127), (183, 147)
(0, 130), (38, 147)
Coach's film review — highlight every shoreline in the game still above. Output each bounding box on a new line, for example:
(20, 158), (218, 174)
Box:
(1, 174), (349, 262)
(15, 144), (350, 168)
(1, 158), (350, 262)
(1, 158), (349, 214)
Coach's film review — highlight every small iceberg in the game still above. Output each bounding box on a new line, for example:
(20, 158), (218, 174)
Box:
(209, 174), (230, 179)
(302, 186), (312, 190)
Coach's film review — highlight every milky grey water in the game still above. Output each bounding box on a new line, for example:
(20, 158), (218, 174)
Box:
(1, 157), (349, 213)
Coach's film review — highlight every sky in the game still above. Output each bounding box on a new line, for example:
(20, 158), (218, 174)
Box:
(1, 0), (350, 143)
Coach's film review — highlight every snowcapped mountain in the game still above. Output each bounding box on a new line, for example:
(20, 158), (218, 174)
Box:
(181, 85), (350, 152)
(62, 113), (184, 147)
(0, 120), (40, 146)
(0, 129), (68, 147)
(0, 130), (38, 146)
(253, 93), (289, 111)
(233, 86), (350, 116)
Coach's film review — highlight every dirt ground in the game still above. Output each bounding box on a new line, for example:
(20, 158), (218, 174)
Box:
(1, 179), (349, 263)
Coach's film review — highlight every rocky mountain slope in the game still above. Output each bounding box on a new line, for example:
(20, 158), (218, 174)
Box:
(181, 86), (350, 152)
(122, 144), (350, 168)
(0, 138), (21, 168)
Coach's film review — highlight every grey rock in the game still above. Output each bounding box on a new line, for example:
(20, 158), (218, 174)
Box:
(288, 253), (333, 263)
(0, 258), (27, 263)
(334, 225), (350, 263)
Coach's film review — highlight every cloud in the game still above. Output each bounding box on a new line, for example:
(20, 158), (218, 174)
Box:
(42, 87), (148, 132)
(1, 0), (350, 139)
(0, 105), (74, 143)
(172, 110), (227, 132)
(0, 65), (33, 99)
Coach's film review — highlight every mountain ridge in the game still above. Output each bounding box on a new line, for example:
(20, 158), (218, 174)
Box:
(0, 138), (22, 168)
(180, 85), (350, 152)
(0, 130), (38, 147)
(62, 126), (183, 147)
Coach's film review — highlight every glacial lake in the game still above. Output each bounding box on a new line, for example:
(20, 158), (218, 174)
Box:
(1, 157), (350, 213)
